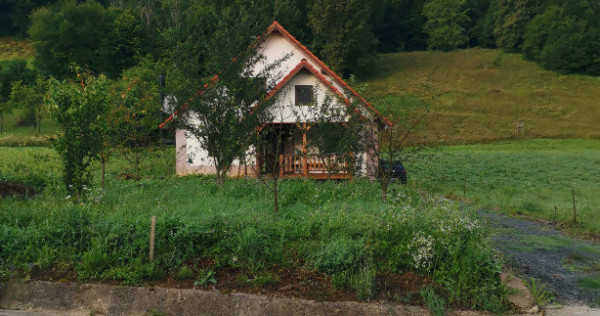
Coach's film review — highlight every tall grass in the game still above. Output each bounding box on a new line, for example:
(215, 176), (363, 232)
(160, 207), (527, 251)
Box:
(0, 146), (505, 311)
(361, 48), (600, 144)
(412, 139), (600, 234)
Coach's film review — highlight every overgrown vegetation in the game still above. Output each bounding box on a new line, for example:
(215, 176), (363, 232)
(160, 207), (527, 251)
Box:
(0, 147), (505, 312)
(411, 139), (600, 234)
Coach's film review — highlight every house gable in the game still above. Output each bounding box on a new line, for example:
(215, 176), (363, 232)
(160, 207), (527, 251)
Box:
(159, 21), (391, 129)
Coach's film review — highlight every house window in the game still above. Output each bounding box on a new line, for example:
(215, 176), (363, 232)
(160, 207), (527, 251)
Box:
(295, 85), (313, 105)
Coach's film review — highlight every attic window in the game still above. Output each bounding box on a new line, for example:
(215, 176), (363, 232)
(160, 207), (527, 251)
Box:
(295, 85), (313, 106)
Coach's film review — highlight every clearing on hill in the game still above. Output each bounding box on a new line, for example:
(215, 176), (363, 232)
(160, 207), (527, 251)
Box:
(361, 48), (600, 144)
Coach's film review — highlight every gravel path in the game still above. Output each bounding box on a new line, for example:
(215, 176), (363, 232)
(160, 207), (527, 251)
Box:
(481, 211), (600, 305)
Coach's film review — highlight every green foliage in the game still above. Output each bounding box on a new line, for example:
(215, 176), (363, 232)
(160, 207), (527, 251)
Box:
(313, 238), (365, 274)
(353, 266), (377, 302)
(174, 266), (193, 280)
(107, 59), (161, 179)
(0, 148), (506, 311)
(29, 0), (147, 79)
(422, 0), (470, 51)
(524, 278), (555, 306)
(371, 0), (427, 52)
(309, 0), (378, 76)
(421, 287), (446, 316)
(522, 1), (600, 75)
(493, 0), (543, 52)
(467, 0), (496, 48)
(195, 269), (217, 286)
(8, 75), (47, 134)
(46, 73), (110, 198)
(0, 58), (33, 101)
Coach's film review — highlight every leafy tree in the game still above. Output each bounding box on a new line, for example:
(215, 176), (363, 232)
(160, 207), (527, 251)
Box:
(165, 5), (280, 186)
(494, 0), (543, 52)
(8, 76), (47, 134)
(363, 95), (434, 201)
(0, 59), (33, 102)
(466, 0), (496, 48)
(107, 59), (161, 182)
(422, 0), (470, 51)
(46, 73), (110, 199)
(0, 0), (59, 37)
(371, 0), (427, 52)
(29, 0), (147, 79)
(522, 1), (600, 75)
(0, 59), (33, 131)
(309, 0), (378, 77)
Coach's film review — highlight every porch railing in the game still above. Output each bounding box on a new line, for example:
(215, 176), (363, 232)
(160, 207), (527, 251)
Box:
(279, 154), (352, 177)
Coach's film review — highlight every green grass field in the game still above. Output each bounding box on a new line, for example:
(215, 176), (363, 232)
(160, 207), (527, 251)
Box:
(410, 139), (600, 234)
(0, 146), (504, 310)
(361, 48), (600, 144)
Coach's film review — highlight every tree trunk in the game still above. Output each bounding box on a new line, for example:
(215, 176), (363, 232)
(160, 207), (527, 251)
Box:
(273, 177), (279, 214)
(381, 180), (389, 202)
(101, 158), (106, 190)
(135, 153), (140, 180)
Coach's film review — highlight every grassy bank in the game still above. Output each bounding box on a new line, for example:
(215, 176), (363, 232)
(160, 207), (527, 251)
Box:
(361, 48), (600, 144)
(411, 139), (600, 234)
(0, 146), (505, 311)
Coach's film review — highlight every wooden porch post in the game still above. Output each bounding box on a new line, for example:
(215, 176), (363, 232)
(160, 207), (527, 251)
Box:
(302, 124), (308, 176)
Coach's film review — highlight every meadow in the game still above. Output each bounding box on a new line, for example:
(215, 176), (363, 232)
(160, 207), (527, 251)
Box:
(410, 139), (600, 235)
(361, 48), (600, 144)
(0, 147), (505, 312)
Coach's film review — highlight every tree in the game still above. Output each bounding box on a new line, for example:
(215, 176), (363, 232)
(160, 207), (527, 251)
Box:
(8, 75), (47, 135)
(522, 1), (600, 75)
(466, 0), (496, 48)
(494, 0), (543, 52)
(0, 59), (34, 132)
(29, 0), (147, 79)
(371, 0), (427, 52)
(46, 73), (110, 199)
(107, 59), (161, 182)
(309, 0), (379, 77)
(364, 95), (433, 201)
(306, 90), (366, 179)
(165, 5), (281, 186)
(422, 0), (470, 51)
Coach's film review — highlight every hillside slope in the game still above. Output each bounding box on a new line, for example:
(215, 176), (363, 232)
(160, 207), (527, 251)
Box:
(0, 37), (34, 64)
(361, 48), (600, 144)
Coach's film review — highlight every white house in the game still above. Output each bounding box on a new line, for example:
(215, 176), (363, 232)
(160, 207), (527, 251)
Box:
(160, 21), (392, 179)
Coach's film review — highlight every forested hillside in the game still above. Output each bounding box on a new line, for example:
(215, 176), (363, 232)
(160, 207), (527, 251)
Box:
(0, 0), (598, 139)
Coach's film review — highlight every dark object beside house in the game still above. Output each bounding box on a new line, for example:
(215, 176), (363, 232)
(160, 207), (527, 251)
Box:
(379, 160), (407, 185)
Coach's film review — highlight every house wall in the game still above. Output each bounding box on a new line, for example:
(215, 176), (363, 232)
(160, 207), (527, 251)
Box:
(175, 31), (376, 178)
(176, 129), (258, 177)
(268, 72), (347, 123)
(256, 33), (347, 97)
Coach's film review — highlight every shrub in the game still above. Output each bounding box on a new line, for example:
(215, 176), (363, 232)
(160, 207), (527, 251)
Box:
(313, 238), (365, 275)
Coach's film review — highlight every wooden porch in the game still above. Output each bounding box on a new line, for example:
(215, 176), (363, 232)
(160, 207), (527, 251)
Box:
(278, 154), (352, 179)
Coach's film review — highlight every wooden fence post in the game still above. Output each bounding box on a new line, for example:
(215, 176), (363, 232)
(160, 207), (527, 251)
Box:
(554, 205), (558, 222)
(571, 189), (577, 223)
(149, 216), (156, 262)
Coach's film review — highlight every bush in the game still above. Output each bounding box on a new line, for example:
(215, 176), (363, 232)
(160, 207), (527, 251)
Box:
(0, 175), (506, 311)
(313, 238), (365, 275)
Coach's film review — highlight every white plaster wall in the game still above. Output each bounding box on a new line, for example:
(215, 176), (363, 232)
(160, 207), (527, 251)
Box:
(268, 72), (348, 123)
(255, 33), (347, 98)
